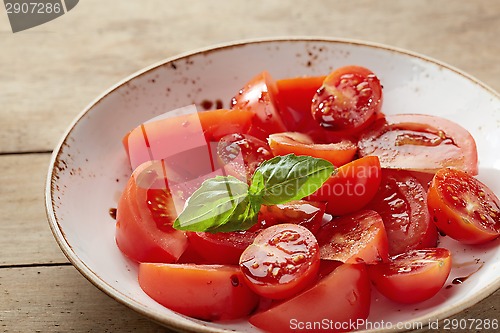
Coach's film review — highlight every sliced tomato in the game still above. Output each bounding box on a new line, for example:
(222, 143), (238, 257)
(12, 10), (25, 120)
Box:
(230, 71), (287, 140)
(316, 210), (389, 264)
(308, 156), (382, 216)
(311, 65), (383, 131)
(366, 169), (438, 255)
(217, 133), (272, 182)
(123, 108), (253, 170)
(184, 201), (325, 265)
(115, 161), (188, 263)
(239, 224), (320, 299)
(428, 168), (500, 244)
(358, 114), (478, 175)
(249, 263), (371, 333)
(367, 248), (452, 304)
(138, 263), (259, 321)
(268, 132), (357, 167)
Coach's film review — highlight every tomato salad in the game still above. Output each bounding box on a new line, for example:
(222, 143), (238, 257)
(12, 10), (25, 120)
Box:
(114, 66), (500, 332)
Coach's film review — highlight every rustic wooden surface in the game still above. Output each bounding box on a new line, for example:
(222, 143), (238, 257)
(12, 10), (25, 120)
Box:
(1, 0), (498, 332)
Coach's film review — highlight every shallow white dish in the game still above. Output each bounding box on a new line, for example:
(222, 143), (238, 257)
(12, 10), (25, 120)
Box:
(46, 38), (500, 332)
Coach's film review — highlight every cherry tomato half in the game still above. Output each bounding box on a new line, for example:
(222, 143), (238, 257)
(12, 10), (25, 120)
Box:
(249, 263), (371, 333)
(239, 224), (320, 300)
(138, 263), (259, 321)
(358, 114), (478, 175)
(115, 161), (188, 263)
(268, 132), (357, 167)
(428, 168), (500, 244)
(367, 248), (452, 304)
(366, 169), (438, 255)
(317, 210), (389, 264)
(311, 65), (383, 131)
(231, 71), (287, 140)
(308, 156), (382, 216)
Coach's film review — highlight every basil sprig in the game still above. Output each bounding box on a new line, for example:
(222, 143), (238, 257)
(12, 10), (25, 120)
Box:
(173, 154), (334, 233)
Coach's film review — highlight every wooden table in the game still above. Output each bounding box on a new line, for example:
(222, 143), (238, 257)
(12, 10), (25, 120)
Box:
(1, 0), (498, 331)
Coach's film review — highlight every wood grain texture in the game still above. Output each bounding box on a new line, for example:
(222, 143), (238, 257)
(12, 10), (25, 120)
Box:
(0, 0), (499, 153)
(1, 0), (499, 332)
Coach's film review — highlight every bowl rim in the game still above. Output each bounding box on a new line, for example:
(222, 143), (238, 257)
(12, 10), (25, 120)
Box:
(45, 36), (500, 333)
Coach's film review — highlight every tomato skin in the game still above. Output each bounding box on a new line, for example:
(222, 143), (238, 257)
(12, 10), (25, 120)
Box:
(317, 210), (389, 264)
(367, 248), (452, 304)
(308, 156), (382, 216)
(428, 168), (500, 244)
(138, 263), (259, 321)
(249, 263), (371, 333)
(239, 224), (320, 300)
(123, 109), (254, 171)
(231, 71), (287, 140)
(358, 114), (478, 175)
(366, 169), (437, 255)
(115, 161), (188, 263)
(268, 132), (357, 167)
(311, 66), (383, 131)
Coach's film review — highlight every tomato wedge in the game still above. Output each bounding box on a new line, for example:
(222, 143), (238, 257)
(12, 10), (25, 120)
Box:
(367, 248), (452, 304)
(428, 168), (500, 244)
(268, 132), (357, 167)
(366, 169), (438, 255)
(358, 114), (478, 175)
(249, 263), (371, 333)
(311, 65), (383, 131)
(115, 161), (188, 263)
(138, 263), (259, 321)
(308, 156), (382, 216)
(316, 210), (389, 264)
(124, 108), (253, 171)
(231, 71), (287, 140)
(239, 224), (320, 300)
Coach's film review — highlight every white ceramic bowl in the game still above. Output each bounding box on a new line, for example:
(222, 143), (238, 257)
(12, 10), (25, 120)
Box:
(46, 38), (500, 332)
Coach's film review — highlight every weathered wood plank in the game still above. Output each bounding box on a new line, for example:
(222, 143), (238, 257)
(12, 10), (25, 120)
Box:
(0, 0), (499, 153)
(0, 154), (67, 265)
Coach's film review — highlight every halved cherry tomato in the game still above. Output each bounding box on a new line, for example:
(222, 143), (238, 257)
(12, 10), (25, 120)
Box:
(366, 169), (438, 255)
(367, 248), (452, 304)
(428, 168), (500, 244)
(316, 210), (389, 264)
(249, 263), (371, 333)
(185, 201), (325, 265)
(231, 71), (287, 140)
(308, 156), (382, 216)
(358, 114), (478, 175)
(311, 65), (383, 131)
(138, 263), (259, 321)
(268, 132), (357, 167)
(123, 108), (253, 171)
(217, 133), (272, 182)
(239, 224), (320, 299)
(115, 161), (188, 263)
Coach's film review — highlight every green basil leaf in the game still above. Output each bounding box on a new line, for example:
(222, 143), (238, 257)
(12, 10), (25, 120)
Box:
(173, 176), (258, 232)
(250, 154), (334, 205)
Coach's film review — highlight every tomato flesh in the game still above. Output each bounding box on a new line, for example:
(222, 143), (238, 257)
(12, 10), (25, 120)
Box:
(231, 71), (287, 140)
(308, 156), (382, 216)
(358, 114), (478, 175)
(366, 169), (437, 255)
(249, 263), (371, 333)
(268, 132), (357, 167)
(316, 210), (389, 264)
(115, 161), (188, 263)
(139, 263), (259, 321)
(367, 248), (452, 304)
(311, 66), (382, 131)
(428, 168), (500, 244)
(239, 224), (320, 299)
